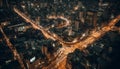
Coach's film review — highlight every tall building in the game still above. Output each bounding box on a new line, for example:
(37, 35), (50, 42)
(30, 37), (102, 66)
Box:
(75, 21), (79, 31)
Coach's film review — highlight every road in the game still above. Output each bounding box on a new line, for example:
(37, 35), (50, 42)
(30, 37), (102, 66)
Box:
(45, 15), (120, 69)
(0, 26), (26, 69)
(13, 7), (88, 46)
(13, 7), (120, 69)
(47, 15), (70, 28)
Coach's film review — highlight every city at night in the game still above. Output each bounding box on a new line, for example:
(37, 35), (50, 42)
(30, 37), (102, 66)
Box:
(0, 0), (120, 69)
